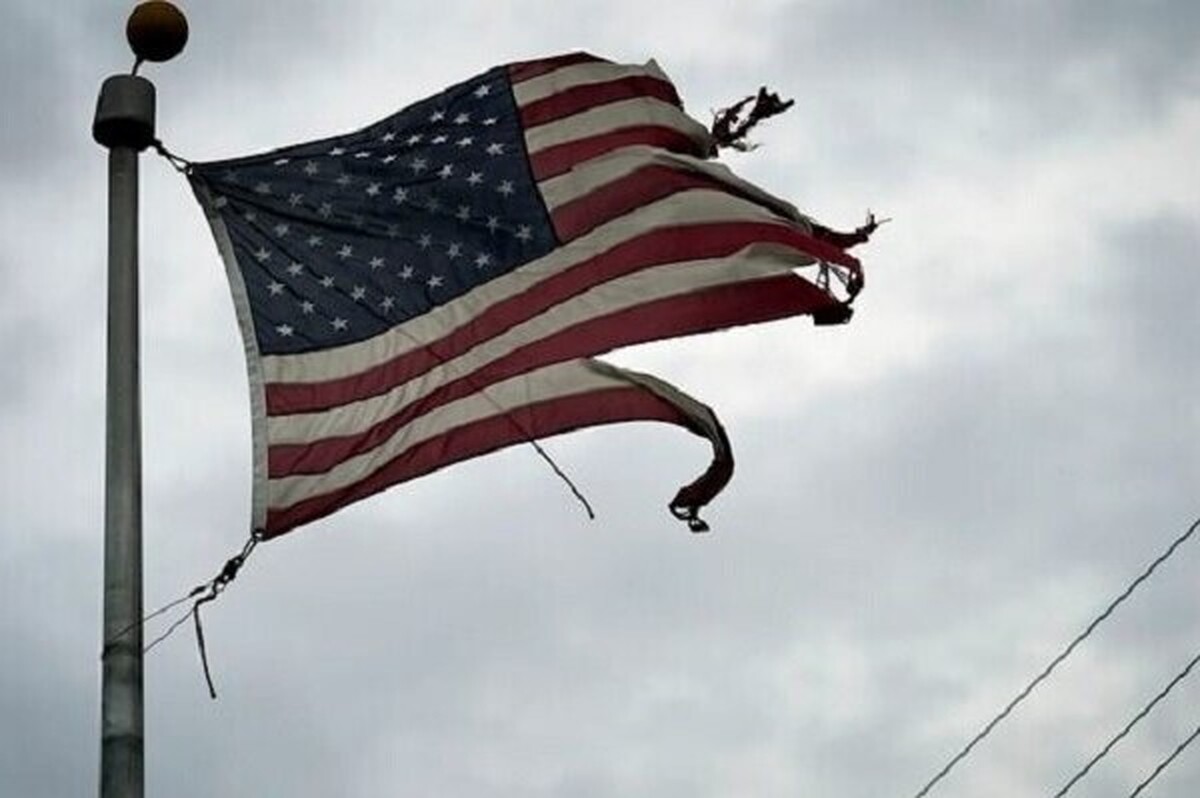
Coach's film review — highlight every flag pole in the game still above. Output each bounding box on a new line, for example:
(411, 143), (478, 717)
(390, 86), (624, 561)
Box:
(92, 4), (187, 796)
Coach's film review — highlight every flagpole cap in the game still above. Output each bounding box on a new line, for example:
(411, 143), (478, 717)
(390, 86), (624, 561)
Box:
(127, 2), (188, 64)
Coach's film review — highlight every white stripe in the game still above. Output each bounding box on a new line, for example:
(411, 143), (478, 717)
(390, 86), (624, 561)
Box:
(523, 97), (712, 155)
(512, 59), (672, 106)
(262, 189), (797, 384)
(538, 143), (813, 225)
(267, 243), (812, 447)
(267, 358), (641, 508)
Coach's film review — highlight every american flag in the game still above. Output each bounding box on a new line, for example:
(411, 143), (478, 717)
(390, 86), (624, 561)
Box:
(189, 52), (863, 538)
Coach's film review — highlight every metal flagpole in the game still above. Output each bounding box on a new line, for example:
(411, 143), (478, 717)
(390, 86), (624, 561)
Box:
(92, 4), (188, 797)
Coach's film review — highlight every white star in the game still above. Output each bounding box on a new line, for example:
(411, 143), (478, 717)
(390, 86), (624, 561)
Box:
(427, 275), (444, 289)
(369, 256), (385, 270)
(254, 182), (272, 195)
(456, 205), (471, 221)
(381, 154), (397, 164)
(475, 253), (492, 268)
(406, 134), (423, 145)
(336, 244), (353, 259)
(287, 193), (304, 207)
(399, 265), (415, 280)
(474, 85), (492, 98)
(457, 136), (474, 148)
(381, 296), (395, 311)
(303, 161), (319, 175)
(365, 182), (382, 196)
(410, 157), (428, 174)
(486, 216), (501, 233)
(319, 275), (335, 288)
(453, 112), (470, 125)
(253, 247), (271, 263)
(515, 225), (533, 241)
(417, 234), (433, 249)
(486, 143), (505, 156)
(446, 243), (463, 259)
(354, 151), (371, 159)
(381, 132), (396, 143)
(335, 174), (352, 186)
(299, 300), (315, 315)
(438, 164), (454, 179)
(213, 196), (229, 208)
(482, 117), (498, 126)
(307, 235), (324, 248)
(273, 223), (290, 237)
(275, 324), (294, 337)
(318, 203), (333, 218)
(273, 158), (290, 166)
(243, 211), (257, 222)
(425, 196), (440, 212)
(331, 317), (348, 331)
(351, 285), (367, 301)
(287, 262), (304, 277)
(466, 171), (484, 186)
(329, 147), (346, 156)
(386, 224), (400, 238)
(393, 187), (409, 203)
(267, 280), (285, 296)
(431, 134), (448, 145)
(496, 180), (515, 196)
(429, 110), (445, 122)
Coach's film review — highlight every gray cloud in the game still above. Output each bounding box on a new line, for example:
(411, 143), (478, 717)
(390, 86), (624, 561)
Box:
(0, 8), (78, 175)
(745, 0), (1200, 187)
(2, 2), (1198, 797)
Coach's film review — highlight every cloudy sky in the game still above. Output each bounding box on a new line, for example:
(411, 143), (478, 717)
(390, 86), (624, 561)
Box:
(2, 1), (1199, 795)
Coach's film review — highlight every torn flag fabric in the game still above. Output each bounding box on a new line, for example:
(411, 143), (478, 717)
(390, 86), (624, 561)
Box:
(188, 52), (864, 538)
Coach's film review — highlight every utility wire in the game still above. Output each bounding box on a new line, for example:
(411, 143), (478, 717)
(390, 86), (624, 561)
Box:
(1128, 721), (1200, 798)
(1053, 649), (1200, 797)
(911, 515), (1200, 798)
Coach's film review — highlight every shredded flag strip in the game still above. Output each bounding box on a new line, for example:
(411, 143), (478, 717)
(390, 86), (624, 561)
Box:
(188, 52), (865, 538)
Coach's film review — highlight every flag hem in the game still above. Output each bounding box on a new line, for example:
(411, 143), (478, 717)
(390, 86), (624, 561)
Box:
(190, 176), (271, 532)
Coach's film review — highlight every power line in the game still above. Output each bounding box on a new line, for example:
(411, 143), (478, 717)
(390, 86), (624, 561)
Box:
(1053, 649), (1200, 797)
(910, 515), (1200, 798)
(1128, 721), (1200, 798)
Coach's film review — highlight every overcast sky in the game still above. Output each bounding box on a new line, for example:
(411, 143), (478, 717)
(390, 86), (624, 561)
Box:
(2, 1), (1199, 796)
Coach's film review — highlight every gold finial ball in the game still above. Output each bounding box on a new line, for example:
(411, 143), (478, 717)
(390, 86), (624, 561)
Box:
(126, 2), (189, 63)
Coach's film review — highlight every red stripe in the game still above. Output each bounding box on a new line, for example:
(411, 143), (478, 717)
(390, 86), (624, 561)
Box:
(508, 53), (609, 84)
(551, 165), (863, 270)
(268, 274), (832, 478)
(530, 126), (708, 181)
(519, 75), (682, 128)
(266, 222), (834, 415)
(264, 385), (688, 537)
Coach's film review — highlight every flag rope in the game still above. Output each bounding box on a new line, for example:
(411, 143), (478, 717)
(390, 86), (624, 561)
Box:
(104, 585), (204, 651)
(120, 532), (264, 699)
(910, 514), (1200, 798)
(150, 137), (192, 174)
(188, 532), (262, 698)
(388, 325), (597, 519)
